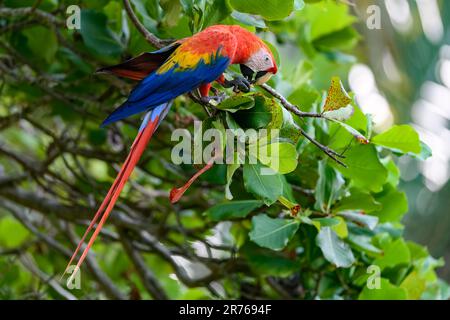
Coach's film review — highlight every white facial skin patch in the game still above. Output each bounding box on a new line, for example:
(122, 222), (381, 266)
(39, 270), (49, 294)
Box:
(244, 48), (274, 75)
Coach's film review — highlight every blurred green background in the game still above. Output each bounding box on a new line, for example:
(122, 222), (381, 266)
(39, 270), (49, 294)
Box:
(351, 0), (450, 281)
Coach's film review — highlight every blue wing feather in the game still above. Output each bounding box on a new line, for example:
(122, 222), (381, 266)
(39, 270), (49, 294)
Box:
(101, 54), (230, 126)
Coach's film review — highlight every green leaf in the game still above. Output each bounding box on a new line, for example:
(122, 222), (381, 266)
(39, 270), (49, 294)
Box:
(315, 160), (345, 212)
(328, 119), (369, 144)
(288, 60), (314, 89)
(347, 234), (382, 255)
(414, 256), (444, 282)
(131, 0), (158, 32)
(88, 128), (107, 146)
(229, 0), (295, 21)
(358, 278), (408, 300)
(249, 214), (300, 251)
(22, 26), (58, 64)
(288, 83), (319, 110)
(243, 162), (283, 205)
(232, 94), (277, 129)
(241, 242), (299, 276)
(203, 0), (232, 27)
(231, 11), (267, 28)
(60, 47), (93, 74)
(299, 216), (321, 231)
(372, 184), (408, 223)
(373, 238), (411, 270)
(256, 142), (298, 174)
(279, 107), (302, 142)
(313, 217), (341, 227)
(382, 158), (400, 187)
(338, 211), (379, 230)
(334, 144), (387, 192)
(334, 191), (382, 213)
(322, 104), (354, 121)
(0, 216), (30, 248)
(205, 200), (264, 221)
(313, 26), (359, 51)
(372, 125), (421, 154)
(331, 216), (348, 238)
(316, 227), (355, 268)
(225, 161), (240, 200)
(400, 271), (427, 300)
(216, 94), (255, 112)
(300, 1), (356, 41)
(80, 10), (124, 57)
(328, 102), (369, 149)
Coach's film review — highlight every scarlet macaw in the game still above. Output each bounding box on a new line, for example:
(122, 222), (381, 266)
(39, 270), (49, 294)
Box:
(65, 25), (278, 274)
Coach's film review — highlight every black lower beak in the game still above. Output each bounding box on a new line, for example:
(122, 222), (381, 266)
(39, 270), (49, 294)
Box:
(240, 64), (255, 82)
(255, 71), (268, 80)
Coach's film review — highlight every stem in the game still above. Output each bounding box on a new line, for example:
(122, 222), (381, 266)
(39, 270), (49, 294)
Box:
(260, 83), (324, 118)
(122, 0), (166, 49)
(260, 84), (346, 166)
(299, 127), (347, 167)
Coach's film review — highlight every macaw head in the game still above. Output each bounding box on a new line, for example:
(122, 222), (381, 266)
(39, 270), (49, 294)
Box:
(240, 45), (278, 85)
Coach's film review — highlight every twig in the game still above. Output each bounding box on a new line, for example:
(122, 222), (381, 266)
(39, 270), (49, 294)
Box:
(31, 0), (44, 13)
(260, 83), (324, 118)
(3, 201), (71, 256)
(19, 253), (77, 300)
(266, 276), (293, 299)
(3, 200), (127, 299)
(122, 0), (167, 49)
(0, 187), (144, 231)
(260, 84), (346, 166)
(298, 126), (347, 167)
(0, 7), (64, 27)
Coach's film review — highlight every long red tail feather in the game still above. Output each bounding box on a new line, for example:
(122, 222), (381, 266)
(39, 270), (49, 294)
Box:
(63, 111), (163, 277)
(62, 149), (135, 274)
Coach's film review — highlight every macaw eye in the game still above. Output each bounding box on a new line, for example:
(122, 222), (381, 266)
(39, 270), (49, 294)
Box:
(265, 56), (270, 62)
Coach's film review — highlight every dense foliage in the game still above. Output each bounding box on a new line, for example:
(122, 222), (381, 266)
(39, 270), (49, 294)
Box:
(0, 0), (448, 300)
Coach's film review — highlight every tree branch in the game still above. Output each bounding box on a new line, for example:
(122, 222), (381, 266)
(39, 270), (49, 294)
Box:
(0, 7), (64, 27)
(260, 84), (346, 166)
(19, 253), (78, 300)
(122, 0), (171, 49)
(260, 83), (324, 118)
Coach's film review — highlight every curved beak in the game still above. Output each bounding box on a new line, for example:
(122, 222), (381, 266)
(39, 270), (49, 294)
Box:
(240, 65), (275, 85)
(254, 71), (273, 85)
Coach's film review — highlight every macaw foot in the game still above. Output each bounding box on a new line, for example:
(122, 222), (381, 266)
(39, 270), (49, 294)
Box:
(224, 76), (251, 93)
(200, 92), (227, 105)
